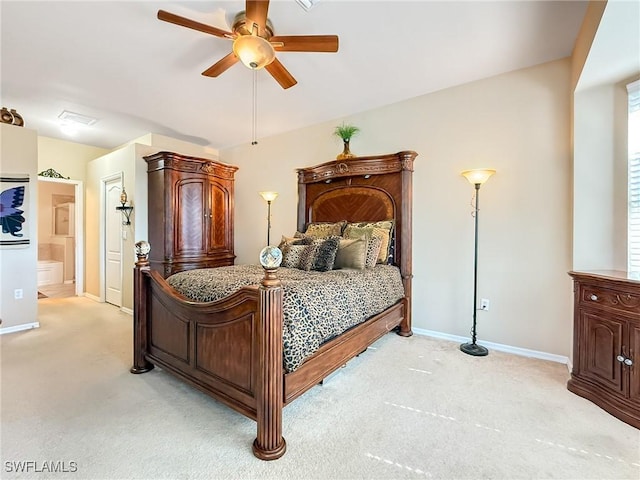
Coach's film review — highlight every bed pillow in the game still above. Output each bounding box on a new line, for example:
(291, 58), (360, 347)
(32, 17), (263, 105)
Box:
(311, 236), (341, 272)
(353, 220), (394, 263)
(333, 238), (367, 270)
(278, 235), (297, 249)
(343, 224), (373, 241)
(304, 221), (346, 238)
(281, 243), (317, 271)
(365, 236), (383, 268)
(278, 234), (310, 250)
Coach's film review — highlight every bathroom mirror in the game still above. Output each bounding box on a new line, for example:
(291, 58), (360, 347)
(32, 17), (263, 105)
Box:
(53, 202), (75, 236)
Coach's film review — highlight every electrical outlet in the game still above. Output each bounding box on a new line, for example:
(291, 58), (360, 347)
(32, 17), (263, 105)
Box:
(481, 298), (490, 311)
(14, 289), (23, 300)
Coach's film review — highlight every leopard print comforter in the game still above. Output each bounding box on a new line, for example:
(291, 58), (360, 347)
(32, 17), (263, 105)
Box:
(166, 264), (405, 372)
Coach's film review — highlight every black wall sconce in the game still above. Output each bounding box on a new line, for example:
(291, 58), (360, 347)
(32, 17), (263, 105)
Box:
(116, 188), (134, 225)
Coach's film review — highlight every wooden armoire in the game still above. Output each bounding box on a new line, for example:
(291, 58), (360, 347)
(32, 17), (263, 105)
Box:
(144, 151), (238, 277)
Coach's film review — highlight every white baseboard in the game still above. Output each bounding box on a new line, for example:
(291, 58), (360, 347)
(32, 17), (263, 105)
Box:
(120, 307), (133, 315)
(0, 322), (40, 335)
(83, 292), (101, 302)
(413, 327), (569, 365)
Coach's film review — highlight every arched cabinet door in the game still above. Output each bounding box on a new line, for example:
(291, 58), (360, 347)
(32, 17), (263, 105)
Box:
(145, 151), (238, 277)
(207, 180), (234, 255)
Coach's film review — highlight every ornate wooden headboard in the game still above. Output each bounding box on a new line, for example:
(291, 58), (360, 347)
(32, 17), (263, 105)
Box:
(296, 150), (417, 304)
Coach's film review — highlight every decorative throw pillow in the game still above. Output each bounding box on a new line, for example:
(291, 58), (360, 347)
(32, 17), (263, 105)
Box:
(278, 235), (297, 250)
(311, 236), (341, 272)
(292, 235), (315, 246)
(281, 244), (317, 271)
(355, 220), (394, 263)
(343, 224), (374, 242)
(279, 234), (311, 251)
(333, 238), (367, 270)
(304, 221), (347, 238)
(365, 236), (383, 268)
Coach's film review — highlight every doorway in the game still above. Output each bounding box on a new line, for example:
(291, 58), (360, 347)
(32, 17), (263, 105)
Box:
(37, 178), (84, 299)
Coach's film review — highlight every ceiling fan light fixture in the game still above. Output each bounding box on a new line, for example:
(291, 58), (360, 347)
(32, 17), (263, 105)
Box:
(233, 35), (275, 70)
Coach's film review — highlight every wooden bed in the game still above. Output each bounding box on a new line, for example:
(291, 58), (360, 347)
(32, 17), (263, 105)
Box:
(131, 150), (417, 460)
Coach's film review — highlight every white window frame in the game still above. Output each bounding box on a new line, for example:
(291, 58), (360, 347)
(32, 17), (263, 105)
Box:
(627, 80), (640, 273)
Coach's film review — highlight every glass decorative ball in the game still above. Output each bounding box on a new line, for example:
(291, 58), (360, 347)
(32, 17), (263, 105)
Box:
(259, 246), (282, 269)
(135, 240), (151, 257)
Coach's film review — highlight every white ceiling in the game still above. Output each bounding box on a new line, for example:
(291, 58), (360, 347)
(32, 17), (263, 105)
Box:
(1, 1), (588, 150)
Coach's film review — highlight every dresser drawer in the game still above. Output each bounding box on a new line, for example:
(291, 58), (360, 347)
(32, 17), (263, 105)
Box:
(579, 283), (640, 316)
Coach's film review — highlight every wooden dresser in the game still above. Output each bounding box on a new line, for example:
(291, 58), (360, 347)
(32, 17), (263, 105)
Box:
(568, 271), (640, 428)
(144, 151), (238, 277)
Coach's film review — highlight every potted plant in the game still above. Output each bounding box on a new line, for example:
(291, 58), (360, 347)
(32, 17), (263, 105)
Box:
(334, 122), (360, 159)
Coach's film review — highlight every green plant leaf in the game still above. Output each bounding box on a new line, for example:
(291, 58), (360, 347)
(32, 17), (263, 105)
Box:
(334, 122), (360, 140)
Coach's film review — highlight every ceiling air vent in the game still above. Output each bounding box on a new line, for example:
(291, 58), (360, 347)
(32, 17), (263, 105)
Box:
(58, 110), (97, 126)
(295, 0), (321, 11)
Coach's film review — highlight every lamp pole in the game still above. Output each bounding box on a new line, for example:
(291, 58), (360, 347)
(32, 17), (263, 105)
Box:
(259, 191), (278, 247)
(266, 200), (272, 246)
(460, 183), (488, 356)
(460, 168), (495, 357)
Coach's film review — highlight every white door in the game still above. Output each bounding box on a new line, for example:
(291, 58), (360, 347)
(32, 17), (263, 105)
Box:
(105, 178), (122, 306)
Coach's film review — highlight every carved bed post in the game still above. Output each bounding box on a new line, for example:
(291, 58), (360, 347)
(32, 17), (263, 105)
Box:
(398, 151), (415, 337)
(252, 261), (286, 460)
(131, 241), (154, 374)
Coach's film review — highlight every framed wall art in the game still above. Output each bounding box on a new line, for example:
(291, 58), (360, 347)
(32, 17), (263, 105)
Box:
(0, 174), (30, 248)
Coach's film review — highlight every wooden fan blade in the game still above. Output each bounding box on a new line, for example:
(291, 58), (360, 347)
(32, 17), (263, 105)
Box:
(158, 10), (234, 39)
(202, 53), (239, 77)
(265, 58), (297, 89)
(246, 0), (270, 34)
(271, 35), (339, 53)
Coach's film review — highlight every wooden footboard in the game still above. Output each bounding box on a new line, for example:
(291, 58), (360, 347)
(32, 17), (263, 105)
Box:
(131, 243), (410, 460)
(132, 244), (286, 459)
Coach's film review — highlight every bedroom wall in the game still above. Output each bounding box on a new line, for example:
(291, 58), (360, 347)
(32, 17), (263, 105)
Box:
(37, 136), (109, 183)
(221, 58), (573, 359)
(0, 124), (39, 332)
(573, 80), (631, 271)
(85, 144), (137, 307)
(570, 0), (607, 91)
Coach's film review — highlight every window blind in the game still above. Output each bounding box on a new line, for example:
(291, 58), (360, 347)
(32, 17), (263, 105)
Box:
(627, 80), (640, 272)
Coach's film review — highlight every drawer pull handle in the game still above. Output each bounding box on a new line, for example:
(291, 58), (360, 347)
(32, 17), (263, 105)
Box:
(617, 355), (626, 363)
(589, 294), (598, 301)
(624, 358), (633, 366)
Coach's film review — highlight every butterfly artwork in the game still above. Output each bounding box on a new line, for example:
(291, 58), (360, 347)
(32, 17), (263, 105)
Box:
(0, 186), (26, 237)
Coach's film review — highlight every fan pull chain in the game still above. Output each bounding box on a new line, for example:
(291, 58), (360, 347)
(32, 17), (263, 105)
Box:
(251, 70), (258, 146)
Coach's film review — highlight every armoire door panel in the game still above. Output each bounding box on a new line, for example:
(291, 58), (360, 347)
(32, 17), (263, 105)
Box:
(175, 178), (207, 256)
(209, 182), (230, 252)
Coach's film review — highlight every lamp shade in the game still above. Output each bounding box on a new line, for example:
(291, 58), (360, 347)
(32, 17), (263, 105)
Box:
(259, 191), (279, 202)
(233, 35), (276, 70)
(461, 169), (496, 185)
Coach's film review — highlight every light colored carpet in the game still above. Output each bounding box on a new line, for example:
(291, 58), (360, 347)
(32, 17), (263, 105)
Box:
(1, 297), (638, 479)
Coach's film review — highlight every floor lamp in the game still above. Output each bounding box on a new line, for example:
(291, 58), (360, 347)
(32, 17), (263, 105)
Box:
(460, 168), (496, 357)
(259, 191), (278, 246)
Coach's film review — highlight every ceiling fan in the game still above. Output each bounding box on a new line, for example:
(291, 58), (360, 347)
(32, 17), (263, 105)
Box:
(157, 0), (339, 89)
